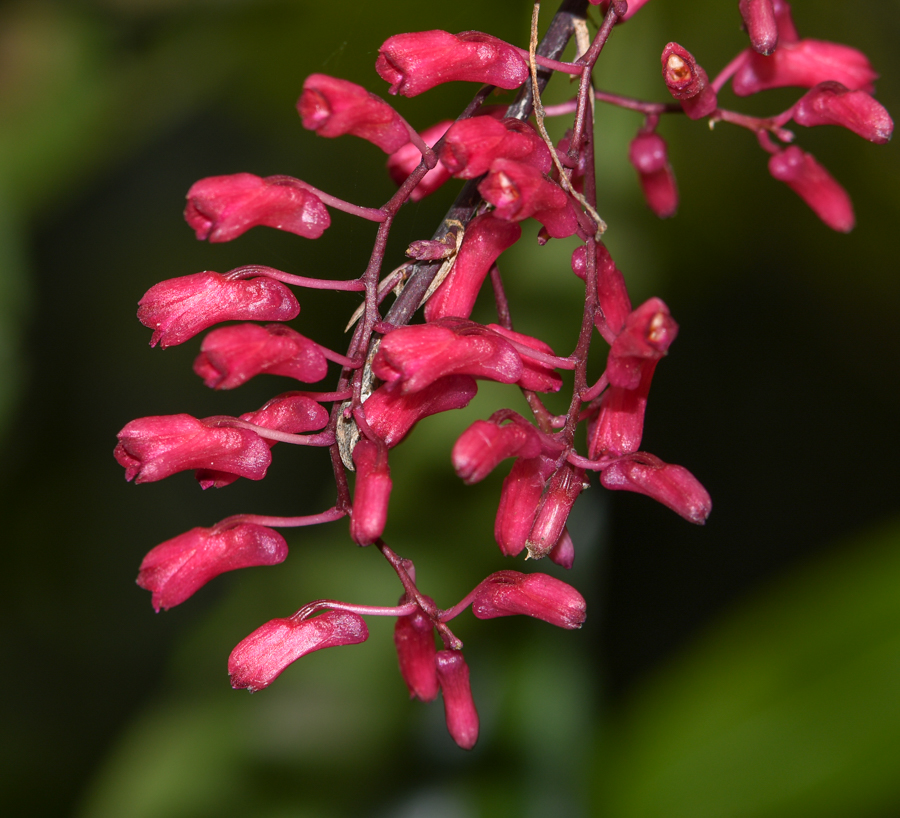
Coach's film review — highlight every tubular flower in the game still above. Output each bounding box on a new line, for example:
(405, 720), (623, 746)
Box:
(768, 146), (854, 232)
(298, 74), (411, 153)
(424, 213), (521, 322)
(229, 610), (369, 692)
(394, 608), (439, 701)
(479, 158), (579, 238)
(193, 323), (329, 390)
(363, 375), (478, 448)
(790, 81), (893, 143)
(572, 242), (633, 344)
(661, 43), (717, 120)
(470, 571), (586, 629)
(452, 414), (543, 485)
(525, 464), (587, 560)
(600, 453), (712, 524)
(628, 131), (679, 220)
(606, 297), (678, 390)
(376, 30), (529, 97)
(115, 413), (271, 484)
(439, 116), (551, 179)
(137, 271), (299, 349)
(494, 454), (556, 557)
(137, 523), (288, 611)
(195, 393), (328, 488)
(185, 173), (330, 243)
(350, 439), (392, 546)
(435, 650), (479, 750)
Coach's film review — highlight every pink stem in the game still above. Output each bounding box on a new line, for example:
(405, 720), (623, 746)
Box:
(227, 265), (365, 292)
(267, 176), (387, 222)
(512, 47), (583, 75)
(214, 506), (347, 530)
(294, 600), (419, 620)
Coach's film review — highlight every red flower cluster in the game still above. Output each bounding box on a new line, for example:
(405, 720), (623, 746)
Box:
(117, 0), (889, 750)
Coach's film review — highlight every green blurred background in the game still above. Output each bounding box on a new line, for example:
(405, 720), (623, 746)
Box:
(2, 1), (899, 816)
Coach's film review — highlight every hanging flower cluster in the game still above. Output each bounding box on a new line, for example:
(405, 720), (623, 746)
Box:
(116, 0), (891, 749)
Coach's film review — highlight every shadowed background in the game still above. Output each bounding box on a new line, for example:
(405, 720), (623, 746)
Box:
(1, 1), (899, 816)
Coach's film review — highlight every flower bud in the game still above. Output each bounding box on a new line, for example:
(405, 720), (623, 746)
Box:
(768, 146), (854, 232)
(494, 455), (556, 557)
(193, 323), (328, 389)
(471, 571), (586, 629)
(298, 74), (410, 153)
(350, 439), (392, 546)
(588, 364), (656, 458)
(791, 81), (893, 144)
(572, 242), (632, 343)
(661, 43), (717, 120)
(525, 464), (587, 560)
(739, 0), (779, 55)
(628, 132), (679, 219)
(606, 297), (678, 390)
(115, 413), (271, 484)
(185, 174), (330, 243)
(452, 415), (542, 485)
(137, 271), (299, 349)
(439, 117), (551, 179)
(376, 30), (528, 97)
(387, 120), (454, 201)
(435, 650), (479, 750)
(137, 523), (288, 611)
(363, 375), (478, 448)
(424, 213), (521, 322)
(394, 608), (439, 701)
(229, 610), (369, 692)
(549, 527), (575, 569)
(600, 453), (711, 524)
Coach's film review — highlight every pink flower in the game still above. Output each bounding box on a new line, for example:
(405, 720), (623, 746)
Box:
(628, 132), (679, 220)
(660, 43), (717, 120)
(548, 528), (575, 569)
(525, 463), (586, 560)
(350, 439), (392, 546)
(435, 650), (479, 750)
(424, 213), (521, 322)
(372, 320), (523, 393)
(438, 116), (550, 179)
(193, 323), (328, 389)
(494, 454), (556, 557)
(137, 271), (299, 348)
(470, 571), (586, 629)
(394, 608), (439, 701)
(791, 81), (893, 143)
(184, 174), (330, 243)
(195, 393), (328, 488)
(606, 298), (678, 390)
(229, 610), (369, 692)
(376, 30), (528, 98)
(479, 159), (579, 238)
(739, 0), (779, 55)
(588, 364), (655, 458)
(768, 145), (854, 232)
(387, 120), (454, 201)
(486, 324), (564, 393)
(732, 39), (878, 97)
(115, 413), (271, 484)
(137, 523), (288, 611)
(572, 242), (632, 344)
(600, 453), (711, 524)
(452, 414), (542, 485)
(363, 375), (478, 448)
(298, 74), (411, 153)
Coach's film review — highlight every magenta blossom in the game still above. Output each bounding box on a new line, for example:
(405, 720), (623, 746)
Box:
(185, 174), (330, 243)
(298, 74), (411, 153)
(350, 439), (392, 546)
(138, 523), (288, 611)
(589, 365), (656, 458)
(229, 610), (369, 692)
(435, 650), (479, 750)
(387, 120), (454, 201)
(768, 146), (854, 232)
(791, 81), (893, 143)
(193, 323), (328, 390)
(137, 271), (299, 348)
(439, 116), (551, 179)
(661, 43), (717, 120)
(525, 463), (587, 560)
(376, 30), (528, 97)
(115, 413), (271, 484)
(572, 242), (632, 344)
(394, 608), (439, 701)
(494, 454), (556, 557)
(628, 131), (679, 220)
(452, 414), (542, 485)
(606, 297), (678, 390)
(739, 0), (779, 55)
(470, 571), (586, 629)
(600, 453), (711, 524)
